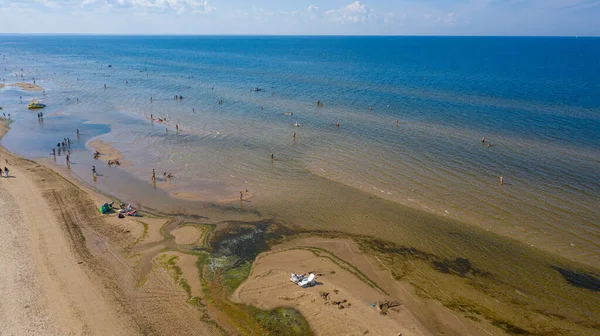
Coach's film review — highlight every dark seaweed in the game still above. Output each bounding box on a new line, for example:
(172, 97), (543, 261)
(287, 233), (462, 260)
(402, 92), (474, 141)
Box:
(552, 266), (600, 292)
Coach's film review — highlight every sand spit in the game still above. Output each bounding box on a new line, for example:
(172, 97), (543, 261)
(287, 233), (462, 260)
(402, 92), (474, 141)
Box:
(232, 237), (486, 336)
(9, 82), (44, 91)
(88, 139), (132, 167)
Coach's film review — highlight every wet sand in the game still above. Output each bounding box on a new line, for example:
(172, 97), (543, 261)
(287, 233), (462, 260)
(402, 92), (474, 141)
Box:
(8, 82), (44, 91)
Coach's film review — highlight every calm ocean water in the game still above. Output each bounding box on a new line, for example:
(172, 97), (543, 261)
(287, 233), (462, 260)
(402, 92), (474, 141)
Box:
(1, 36), (599, 267)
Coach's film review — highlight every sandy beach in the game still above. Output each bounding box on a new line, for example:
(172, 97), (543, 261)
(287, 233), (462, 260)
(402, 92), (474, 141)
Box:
(0, 121), (220, 335)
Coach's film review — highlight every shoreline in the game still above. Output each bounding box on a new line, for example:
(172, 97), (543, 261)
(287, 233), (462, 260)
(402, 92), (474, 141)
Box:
(1, 112), (599, 335)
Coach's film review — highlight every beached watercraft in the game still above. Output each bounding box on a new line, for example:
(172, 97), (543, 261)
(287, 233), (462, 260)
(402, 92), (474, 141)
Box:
(28, 100), (46, 109)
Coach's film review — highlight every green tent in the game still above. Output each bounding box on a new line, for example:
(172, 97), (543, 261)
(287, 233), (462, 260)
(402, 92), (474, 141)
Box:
(99, 203), (113, 214)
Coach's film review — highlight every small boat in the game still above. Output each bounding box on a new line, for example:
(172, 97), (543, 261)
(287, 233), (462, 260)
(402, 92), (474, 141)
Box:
(28, 100), (46, 109)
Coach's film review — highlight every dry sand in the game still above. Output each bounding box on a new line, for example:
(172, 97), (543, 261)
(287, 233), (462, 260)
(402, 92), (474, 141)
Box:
(0, 122), (220, 335)
(233, 237), (492, 336)
(87, 139), (131, 167)
(9, 82), (44, 91)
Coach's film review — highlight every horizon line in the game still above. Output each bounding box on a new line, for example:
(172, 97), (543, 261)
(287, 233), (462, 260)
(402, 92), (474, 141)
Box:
(0, 33), (598, 38)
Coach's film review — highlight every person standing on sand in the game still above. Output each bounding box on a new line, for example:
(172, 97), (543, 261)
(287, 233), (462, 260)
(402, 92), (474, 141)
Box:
(4, 167), (9, 178)
(92, 166), (97, 176)
(152, 169), (156, 180)
(52, 148), (56, 156)
(240, 191), (243, 201)
(271, 153), (274, 160)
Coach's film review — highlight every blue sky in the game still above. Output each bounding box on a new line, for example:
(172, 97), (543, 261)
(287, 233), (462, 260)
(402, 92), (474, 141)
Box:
(0, 0), (599, 35)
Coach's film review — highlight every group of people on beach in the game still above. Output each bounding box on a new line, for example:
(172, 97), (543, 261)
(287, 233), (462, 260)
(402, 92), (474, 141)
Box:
(151, 168), (174, 181)
(51, 138), (72, 163)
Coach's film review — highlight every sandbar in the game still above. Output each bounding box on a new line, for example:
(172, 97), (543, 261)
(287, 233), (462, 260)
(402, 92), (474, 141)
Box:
(88, 139), (132, 167)
(9, 82), (44, 91)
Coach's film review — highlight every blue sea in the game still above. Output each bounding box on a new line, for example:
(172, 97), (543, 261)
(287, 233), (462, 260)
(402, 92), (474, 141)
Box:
(1, 36), (599, 267)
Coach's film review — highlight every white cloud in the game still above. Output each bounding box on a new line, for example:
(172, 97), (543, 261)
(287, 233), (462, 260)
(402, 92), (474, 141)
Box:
(325, 1), (373, 23)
